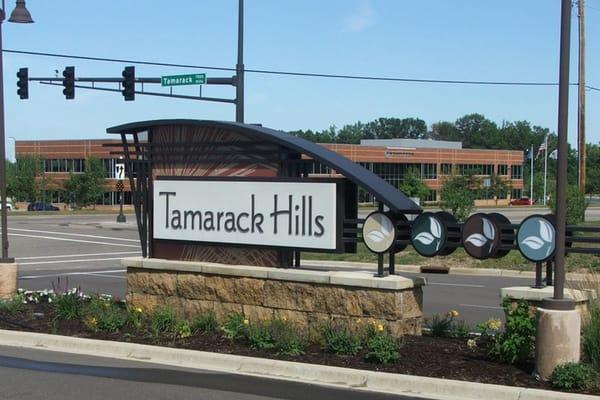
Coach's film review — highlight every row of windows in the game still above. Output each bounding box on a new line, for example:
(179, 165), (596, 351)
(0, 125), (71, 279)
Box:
(311, 161), (524, 183)
(45, 190), (132, 205)
(40, 158), (127, 177)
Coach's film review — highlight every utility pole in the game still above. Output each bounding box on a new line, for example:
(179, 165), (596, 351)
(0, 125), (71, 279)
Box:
(235, 0), (245, 123)
(578, 0), (586, 191)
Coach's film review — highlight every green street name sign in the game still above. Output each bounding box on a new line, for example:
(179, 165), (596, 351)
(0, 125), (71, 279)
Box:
(161, 73), (206, 87)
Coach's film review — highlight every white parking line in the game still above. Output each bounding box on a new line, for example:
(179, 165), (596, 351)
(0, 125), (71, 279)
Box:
(18, 257), (132, 266)
(7, 233), (139, 248)
(20, 269), (126, 280)
(459, 304), (503, 310)
(17, 251), (141, 260)
(428, 282), (486, 288)
(8, 227), (139, 242)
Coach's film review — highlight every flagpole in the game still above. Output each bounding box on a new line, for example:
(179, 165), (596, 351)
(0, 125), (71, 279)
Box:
(543, 136), (548, 206)
(530, 144), (534, 202)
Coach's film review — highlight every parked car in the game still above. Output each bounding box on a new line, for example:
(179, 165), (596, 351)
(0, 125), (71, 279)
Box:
(509, 197), (535, 206)
(27, 202), (59, 211)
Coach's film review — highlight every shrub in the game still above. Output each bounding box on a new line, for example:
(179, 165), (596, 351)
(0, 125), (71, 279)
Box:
(484, 298), (535, 365)
(549, 185), (588, 224)
(150, 307), (177, 337)
(53, 290), (83, 320)
(426, 310), (460, 337)
(175, 320), (192, 339)
(363, 323), (401, 364)
(270, 318), (305, 356)
(82, 296), (126, 333)
(318, 321), (362, 356)
(191, 311), (218, 334)
(450, 320), (472, 339)
(221, 312), (247, 340)
(126, 306), (146, 331)
(246, 320), (275, 350)
(584, 302), (600, 370)
(0, 293), (25, 314)
(551, 362), (595, 390)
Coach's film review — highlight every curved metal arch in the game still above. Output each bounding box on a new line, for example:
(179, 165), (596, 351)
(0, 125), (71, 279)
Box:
(107, 119), (422, 214)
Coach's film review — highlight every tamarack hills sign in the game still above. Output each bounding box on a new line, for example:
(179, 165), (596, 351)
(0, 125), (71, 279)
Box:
(154, 178), (343, 252)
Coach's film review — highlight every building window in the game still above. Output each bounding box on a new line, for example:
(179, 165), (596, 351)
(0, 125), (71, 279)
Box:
(423, 189), (437, 202)
(43, 159), (86, 173)
(498, 164), (508, 176)
(310, 161), (332, 175)
(458, 164), (494, 176)
(511, 188), (522, 199)
(421, 163), (437, 179)
(441, 163), (452, 175)
(511, 165), (523, 179)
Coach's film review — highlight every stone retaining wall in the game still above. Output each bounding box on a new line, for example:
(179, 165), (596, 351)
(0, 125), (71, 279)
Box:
(123, 257), (425, 337)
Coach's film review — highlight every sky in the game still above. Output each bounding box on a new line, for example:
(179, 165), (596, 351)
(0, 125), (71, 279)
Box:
(2, 0), (600, 160)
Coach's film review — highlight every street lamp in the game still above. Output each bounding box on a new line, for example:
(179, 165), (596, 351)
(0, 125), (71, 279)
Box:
(0, 0), (33, 264)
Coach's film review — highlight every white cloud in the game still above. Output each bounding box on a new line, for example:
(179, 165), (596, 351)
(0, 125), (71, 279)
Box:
(343, 1), (375, 33)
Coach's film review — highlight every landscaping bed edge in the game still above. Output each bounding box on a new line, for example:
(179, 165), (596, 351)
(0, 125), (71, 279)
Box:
(0, 329), (594, 400)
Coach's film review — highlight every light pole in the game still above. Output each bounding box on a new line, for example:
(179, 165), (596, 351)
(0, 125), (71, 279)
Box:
(0, 0), (33, 263)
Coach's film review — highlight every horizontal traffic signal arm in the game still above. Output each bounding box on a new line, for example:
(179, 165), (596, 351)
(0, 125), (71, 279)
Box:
(21, 75), (236, 103)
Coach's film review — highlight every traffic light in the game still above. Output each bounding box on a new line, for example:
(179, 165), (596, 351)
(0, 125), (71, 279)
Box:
(122, 66), (135, 101)
(16, 68), (28, 99)
(62, 66), (75, 99)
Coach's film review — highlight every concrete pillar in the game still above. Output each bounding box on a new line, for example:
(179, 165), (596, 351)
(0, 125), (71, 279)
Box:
(535, 307), (581, 380)
(0, 263), (18, 299)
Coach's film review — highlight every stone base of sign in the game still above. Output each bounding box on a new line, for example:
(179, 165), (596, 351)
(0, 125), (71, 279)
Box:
(0, 263), (18, 299)
(122, 257), (425, 337)
(535, 307), (581, 381)
(501, 286), (592, 326)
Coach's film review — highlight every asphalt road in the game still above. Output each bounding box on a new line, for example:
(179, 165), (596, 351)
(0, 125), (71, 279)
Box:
(0, 346), (421, 400)
(1, 213), (542, 325)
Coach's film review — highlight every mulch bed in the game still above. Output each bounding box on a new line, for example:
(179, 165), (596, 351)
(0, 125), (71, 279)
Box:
(0, 303), (595, 396)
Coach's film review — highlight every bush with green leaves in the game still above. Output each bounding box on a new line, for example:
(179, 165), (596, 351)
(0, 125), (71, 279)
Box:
(53, 290), (83, 320)
(362, 323), (401, 364)
(191, 311), (218, 335)
(175, 320), (192, 339)
(0, 293), (25, 314)
(318, 321), (362, 356)
(221, 312), (247, 340)
(426, 310), (461, 337)
(150, 307), (177, 337)
(246, 320), (275, 350)
(126, 306), (146, 331)
(440, 175), (478, 222)
(82, 296), (126, 333)
(483, 298), (535, 365)
(550, 362), (597, 390)
(549, 185), (588, 225)
(270, 318), (305, 356)
(584, 302), (600, 370)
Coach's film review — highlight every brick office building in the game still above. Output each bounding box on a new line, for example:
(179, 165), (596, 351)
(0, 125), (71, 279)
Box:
(15, 137), (524, 207)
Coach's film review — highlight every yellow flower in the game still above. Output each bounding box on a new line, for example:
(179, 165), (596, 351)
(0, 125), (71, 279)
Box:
(467, 339), (477, 350)
(282, 316), (288, 322)
(243, 319), (249, 325)
(377, 324), (384, 332)
(135, 307), (143, 313)
(449, 310), (459, 318)
(486, 318), (502, 331)
(356, 318), (363, 325)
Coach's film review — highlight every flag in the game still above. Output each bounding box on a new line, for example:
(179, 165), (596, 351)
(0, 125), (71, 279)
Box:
(549, 149), (558, 160)
(536, 141), (547, 159)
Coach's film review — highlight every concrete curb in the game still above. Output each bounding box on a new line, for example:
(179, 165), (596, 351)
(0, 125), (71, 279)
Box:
(0, 329), (594, 400)
(302, 259), (593, 281)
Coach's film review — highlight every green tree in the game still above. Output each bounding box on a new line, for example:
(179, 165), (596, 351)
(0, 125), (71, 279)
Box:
(63, 157), (107, 209)
(7, 155), (45, 202)
(398, 168), (430, 201)
(440, 175), (479, 221)
(488, 174), (511, 204)
(549, 185), (588, 224)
